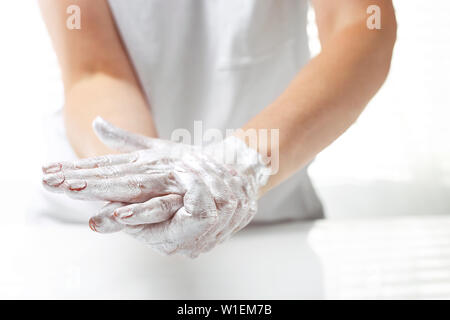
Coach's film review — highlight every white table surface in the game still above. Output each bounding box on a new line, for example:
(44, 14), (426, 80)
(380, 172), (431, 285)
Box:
(2, 215), (450, 299)
(310, 215), (450, 299)
(0, 221), (323, 299)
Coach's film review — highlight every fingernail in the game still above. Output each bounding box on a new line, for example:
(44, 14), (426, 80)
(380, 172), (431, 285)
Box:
(89, 218), (99, 232)
(42, 163), (61, 174)
(67, 180), (87, 191)
(114, 208), (134, 219)
(90, 216), (123, 233)
(42, 173), (65, 187)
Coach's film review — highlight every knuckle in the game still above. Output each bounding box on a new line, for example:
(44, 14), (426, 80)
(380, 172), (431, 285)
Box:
(131, 152), (141, 163)
(167, 171), (176, 181)
(159, 199), (172, 212)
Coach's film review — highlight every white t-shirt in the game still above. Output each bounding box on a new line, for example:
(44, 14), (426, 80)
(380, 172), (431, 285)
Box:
(35, 0), (323, 224)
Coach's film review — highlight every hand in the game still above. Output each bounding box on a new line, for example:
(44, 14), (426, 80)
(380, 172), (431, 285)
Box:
(42, 117), (270, 257)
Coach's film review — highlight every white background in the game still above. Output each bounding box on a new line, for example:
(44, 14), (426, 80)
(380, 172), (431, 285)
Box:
(0, 0), (449, 300)
(0, 1), (449, 220)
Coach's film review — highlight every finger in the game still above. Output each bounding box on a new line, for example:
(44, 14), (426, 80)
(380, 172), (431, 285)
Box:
(187, 155), (237, 255)
(158, 169), (218, 255)
(199, 176), (245, 252)
(123, 207), (216, 252)
(42, 178), (64, 193)
(117, 170), (218, 257)
(234, 202), (257, 234)
(200, 204), (251, 253)
(114, 194), (183, 225)
(61, 173), (182, 202)
(217, 199), (256, 246)
(42, 152), (139, 174)
(122, 221), (178, 255)
(199, 178), (252, 251)
(151, 242), (179, 256)
(89, 202), (126, 233)
(178, 171), (217, 219)
(93, 116), (171, 152)
(42, 162), (172, 188)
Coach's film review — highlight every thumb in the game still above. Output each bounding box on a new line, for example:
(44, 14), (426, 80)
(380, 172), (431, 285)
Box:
(92, 116), (160, 152)
(89, 202), (126, 233)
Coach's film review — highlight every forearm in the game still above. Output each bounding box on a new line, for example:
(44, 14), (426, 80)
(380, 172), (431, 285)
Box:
(64, 73), (158, 158)
(241, 20), (396, 195)
(38, 0), (157, 158)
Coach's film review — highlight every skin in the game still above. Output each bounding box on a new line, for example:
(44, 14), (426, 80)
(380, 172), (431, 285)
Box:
(40, 0), (397, 195)
(39, 0), (158, 158)
(40, 1), (397, 256)
(245, 0), (397, 195)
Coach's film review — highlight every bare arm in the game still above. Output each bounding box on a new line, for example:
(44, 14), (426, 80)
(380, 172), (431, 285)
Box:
(39, 0), (157, 158)
(240, 0), (397, 195)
